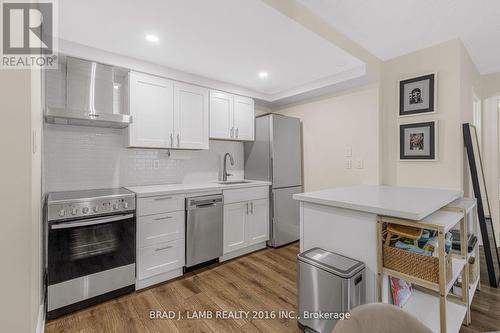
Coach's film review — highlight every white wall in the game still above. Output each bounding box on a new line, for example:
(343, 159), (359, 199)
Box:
(274, 84), (380, 191)
(482, 73), (500, 99)
(381, 40), (464, 190)
(481, 71), (500, 242)
(482, 96), (500, 241)
(44, 124), (244, 192)
(0, 69), (43, 333)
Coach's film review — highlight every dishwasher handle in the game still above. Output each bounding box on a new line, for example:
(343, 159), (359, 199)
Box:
(196, 203), (217, 208)
(186, 194), (223, 210)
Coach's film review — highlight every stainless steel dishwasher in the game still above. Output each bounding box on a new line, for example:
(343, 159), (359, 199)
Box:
(185, 194), (223, 268)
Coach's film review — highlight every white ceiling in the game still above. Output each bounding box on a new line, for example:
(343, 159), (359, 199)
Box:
(59, 0), (364, 98)
(298, 0), (500, 74)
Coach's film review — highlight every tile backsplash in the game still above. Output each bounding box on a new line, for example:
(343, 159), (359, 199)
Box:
(44, 124), (244, 192)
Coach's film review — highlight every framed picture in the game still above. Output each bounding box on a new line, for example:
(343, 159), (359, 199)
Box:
(399, 121), (437, 160)
(399, 73), (436, 116)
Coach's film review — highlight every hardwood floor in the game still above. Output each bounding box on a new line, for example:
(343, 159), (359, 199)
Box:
(46, 243), (302, 333)
(459, 248), (500, 333)
(47, 243), (499, 333)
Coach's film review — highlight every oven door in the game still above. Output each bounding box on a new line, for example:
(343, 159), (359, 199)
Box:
(48, 213), (136, 286)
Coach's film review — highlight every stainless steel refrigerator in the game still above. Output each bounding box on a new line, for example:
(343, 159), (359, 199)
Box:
(244, 114), (302, 247)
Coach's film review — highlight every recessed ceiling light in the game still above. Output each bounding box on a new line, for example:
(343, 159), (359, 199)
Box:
(258, 71), (269, 78)
(145, 34), (159, 43)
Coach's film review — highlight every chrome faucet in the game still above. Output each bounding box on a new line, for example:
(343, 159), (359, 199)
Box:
(222, 153), (234, 181)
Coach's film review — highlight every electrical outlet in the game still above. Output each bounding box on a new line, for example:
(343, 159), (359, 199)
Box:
(356, 159), (364, 169)
(344, 147), (352, 157)
(345, 159), (352, 169)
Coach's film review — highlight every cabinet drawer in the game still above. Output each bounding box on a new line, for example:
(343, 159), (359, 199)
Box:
(138, 211), (185, 248)
(223, 186), (269, 204)
(137, 194), (185, 216)
(137, 239), (185, 280)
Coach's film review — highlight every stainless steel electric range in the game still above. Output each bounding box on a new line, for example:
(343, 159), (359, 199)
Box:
(45, 188), (136, 319)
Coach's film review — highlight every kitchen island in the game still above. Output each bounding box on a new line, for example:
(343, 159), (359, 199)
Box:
(293, 185), (463, 300)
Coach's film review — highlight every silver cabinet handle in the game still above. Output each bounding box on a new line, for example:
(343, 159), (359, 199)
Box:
(154, 196), (172, 201)
(246, 202), (249, 215)
(230, 127), (234, 138)
(177, 133), (180, 147)
(170, 133), (173, 147)
(250, 202), (254, 214)
(155, 245), (172, 252)
(154, 216), (172, 221)
(235, 127), (239, 138)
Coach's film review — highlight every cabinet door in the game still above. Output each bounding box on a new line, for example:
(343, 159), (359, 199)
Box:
(209, 91), (234, 140)
(233, 95), (255, 141)
(223, 202), (248, 254)
(247, 199), (269, 245)
(128, 72), (174, 148)
(174, 83), (209, 149)
(137, 239), (185, 280)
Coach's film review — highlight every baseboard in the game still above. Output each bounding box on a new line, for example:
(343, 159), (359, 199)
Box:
(136, 268), (183, 290)
(220, 242), (267, 262)
(36, 303), (45, 333)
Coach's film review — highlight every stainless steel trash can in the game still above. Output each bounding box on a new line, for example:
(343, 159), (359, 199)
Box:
(298, 247), (366, 333)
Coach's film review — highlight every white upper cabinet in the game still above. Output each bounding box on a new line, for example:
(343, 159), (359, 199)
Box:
(233, 95), (255, 141)
(128, 71), (209, 149)
(209, 90), (254, 141)
(128, 71), (174, 148)
(209, 91), (234, 140)
(174, 82), (209, 149)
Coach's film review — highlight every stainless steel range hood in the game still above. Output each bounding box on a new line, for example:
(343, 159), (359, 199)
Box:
(45, 57), (131, 128)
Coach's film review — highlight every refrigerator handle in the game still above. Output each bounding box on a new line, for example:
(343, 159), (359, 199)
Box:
(271, 191), (275, 219)
(270, 157), (274, 183)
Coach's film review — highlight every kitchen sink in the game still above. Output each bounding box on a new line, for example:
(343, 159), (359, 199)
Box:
(217, 180), (252, 185)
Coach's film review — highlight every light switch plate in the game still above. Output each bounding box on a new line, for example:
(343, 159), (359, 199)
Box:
(356, 159), (364, 169)
(344, 147), (352, 157)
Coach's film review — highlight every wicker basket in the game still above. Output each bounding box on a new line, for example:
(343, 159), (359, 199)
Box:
(383, 245), (452, 284)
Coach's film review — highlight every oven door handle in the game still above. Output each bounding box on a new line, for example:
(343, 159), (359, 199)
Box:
(51, 213), (135, 230)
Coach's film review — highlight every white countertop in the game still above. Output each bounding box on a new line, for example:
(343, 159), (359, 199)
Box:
(126, 180), (271, 198)
(293, 185), (463, 220)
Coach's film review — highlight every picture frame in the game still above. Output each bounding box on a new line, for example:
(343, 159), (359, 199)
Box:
(399, 121), (437, 160)
(399, 73), (436, 117)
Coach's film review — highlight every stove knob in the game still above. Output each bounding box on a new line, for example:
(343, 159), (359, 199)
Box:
(71, 208), (78, 215)
(93, 206), (99, 213)
(123, 202), (128, 209)
(112, 203), (119, 210)
(58, 209), (65, 217)
(82, 207), (89, 214)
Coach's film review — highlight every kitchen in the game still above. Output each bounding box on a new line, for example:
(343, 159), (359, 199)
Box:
(43, 51), (306, 321)
(2, 1), (500, 333)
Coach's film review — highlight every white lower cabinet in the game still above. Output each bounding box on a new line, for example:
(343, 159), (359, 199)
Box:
(136, 196), (185, 289)
(135, 186), (270, 288)
(247, 199), (269, 245)
(137, 211), (184, 247)
(137, 238), (184, 280)
(223, 202), (248, 254)
(223, 197), (269, 257)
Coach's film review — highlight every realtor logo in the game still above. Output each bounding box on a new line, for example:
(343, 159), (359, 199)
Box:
(1, 0), (58, 68)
